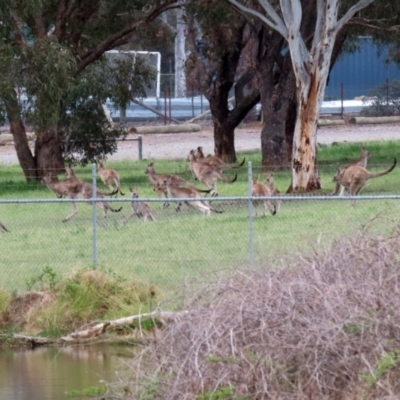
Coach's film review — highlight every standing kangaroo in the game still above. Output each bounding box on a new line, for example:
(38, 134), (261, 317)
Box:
(252, 178), (276, 217)
(265, 173), (282, 212)
(161, 175), (221, 216)
(194, 146), (245, 170)
(129, 187), (156, 222)
(333, 158), (396, 201)
(98, 161), (125, 196)
(331, 147), (372, 195)
(187, 150), (237, 196)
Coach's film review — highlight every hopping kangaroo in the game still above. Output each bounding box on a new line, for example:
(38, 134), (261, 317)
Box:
(194, 146), (245, 170)
(48, 167), (121, 222)
(42, 174), (80, 199)
(145, 162), (189, 208)
(187, 150), (237, 196)
(265, 173), (282, 212)
(129, 187), (156, 222)
(333, 158), (396, 201)
(332, 146), (372, 195)
(161, 175), (222, 216)
(98, 161), (125, 196)
(252, 178), (276, 217)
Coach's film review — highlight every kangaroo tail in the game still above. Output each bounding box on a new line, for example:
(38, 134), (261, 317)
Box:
(119, 188), (125, 196)
(0, 222), (9, 233)
(229, 174), (238, 184)
(370, 158), (397, 178)
(197, 188), (212, 194)
(234, 157), (246, 168)
(98, 188), (119, 196)
(108, 204), (122, 213)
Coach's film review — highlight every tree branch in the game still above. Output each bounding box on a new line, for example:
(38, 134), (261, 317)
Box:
(228, 0), (288, 38)
(76, 1), (179, 74)
(334, 0), (375, 35)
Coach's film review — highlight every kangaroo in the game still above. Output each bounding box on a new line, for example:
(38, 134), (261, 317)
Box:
(0, 221), (9, 233)
(187, 150), (237, 196)
(145, 162), (190, 208)
(42, 174), (80, 199)
(331, 146), (372, 195)
(162, 175), (222, 216)
(265, 173), (282, 212)
(194, 146), (246, 170)
(98, 161), (125, 196)
(333, 158), (396, 201)
(53, 167), (122, 222)
(128, 187), (156, 222)
(252, 178), (276, 217)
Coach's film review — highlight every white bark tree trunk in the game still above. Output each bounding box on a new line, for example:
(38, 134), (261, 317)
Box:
(175, 7), (187, 98)
(229, 0), (375, 191)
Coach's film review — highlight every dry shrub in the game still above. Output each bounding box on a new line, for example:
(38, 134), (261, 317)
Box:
(129, 228), (400, 399)
(0, 291), (54, 331)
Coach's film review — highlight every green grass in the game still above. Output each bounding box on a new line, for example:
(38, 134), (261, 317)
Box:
(1, 140), (400, 292)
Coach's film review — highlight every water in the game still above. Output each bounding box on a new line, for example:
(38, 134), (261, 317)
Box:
(0, 345), (132, 400)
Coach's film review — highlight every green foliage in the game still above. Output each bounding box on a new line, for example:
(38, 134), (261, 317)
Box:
(22, 37), (77, 130)
(360, 79), (400, 117)
(0, 288), (10, 314)
(33, 268), (157, 336)
(61, 99), (126, 165)
(0, 0), (170, 167)
(65, 384), (106, 398)
(25, 266), (60, 291)
(359, 350), (400, 388)
(196, 386), (237, 400)
(137, 378), (159, 400)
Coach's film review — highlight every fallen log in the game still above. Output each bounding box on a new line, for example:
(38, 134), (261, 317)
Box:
(61, 309), (189, 342)
(130, 124), (201, 134)
(317, 119), (345, 127)
(0, 333), (58, 347)
(349, 116), (400, 124)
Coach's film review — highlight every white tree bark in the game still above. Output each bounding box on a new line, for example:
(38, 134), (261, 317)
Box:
(229, 0), (375, 191)
(175, 7), (187, 98)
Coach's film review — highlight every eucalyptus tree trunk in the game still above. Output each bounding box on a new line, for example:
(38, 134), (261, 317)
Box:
(255, 30), (295, 170)
(34, 127), (65, 179)
(229, 0), (375, 191)
(4, 95), (36, 182)
(175, 7), (187, 98)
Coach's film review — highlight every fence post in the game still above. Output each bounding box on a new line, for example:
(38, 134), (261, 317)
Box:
(138, 135), (143, 161)
(248, 162), (254, 269)
(92, 163), (98, 267)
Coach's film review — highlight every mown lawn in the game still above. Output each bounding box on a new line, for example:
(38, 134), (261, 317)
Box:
(1, 140), (400, 292)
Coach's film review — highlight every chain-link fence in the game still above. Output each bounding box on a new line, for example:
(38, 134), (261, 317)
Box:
(1, 162), (399, 293)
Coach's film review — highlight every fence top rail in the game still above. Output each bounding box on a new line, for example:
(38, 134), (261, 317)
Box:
(1, 194), (400, 204)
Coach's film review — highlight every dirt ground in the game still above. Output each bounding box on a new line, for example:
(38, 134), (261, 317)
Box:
(108, 121), (400, 162)
(1, 121), (400, 164)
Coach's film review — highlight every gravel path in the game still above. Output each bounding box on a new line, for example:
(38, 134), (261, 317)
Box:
(1, 122), (400, 164)
(108, 122), (400, 162)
